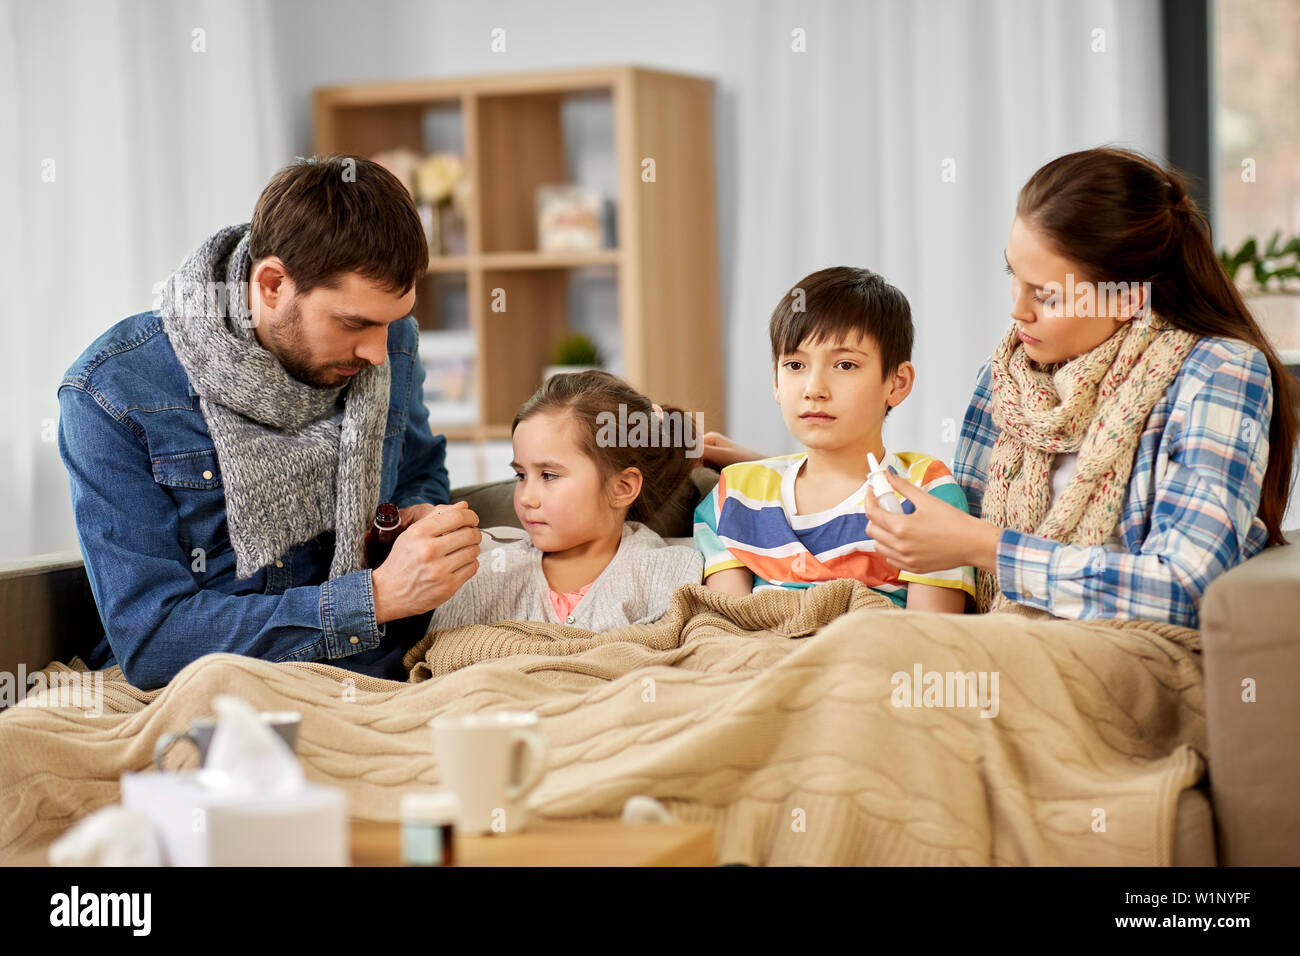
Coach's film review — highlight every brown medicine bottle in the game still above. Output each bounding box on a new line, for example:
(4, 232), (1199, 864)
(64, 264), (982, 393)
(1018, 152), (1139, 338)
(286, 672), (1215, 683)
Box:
(363, 503), (401, 569)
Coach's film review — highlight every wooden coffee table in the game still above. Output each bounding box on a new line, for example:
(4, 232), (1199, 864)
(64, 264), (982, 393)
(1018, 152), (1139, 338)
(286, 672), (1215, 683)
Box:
(350, 818), (716, 866)
(3, 819), (716, 867)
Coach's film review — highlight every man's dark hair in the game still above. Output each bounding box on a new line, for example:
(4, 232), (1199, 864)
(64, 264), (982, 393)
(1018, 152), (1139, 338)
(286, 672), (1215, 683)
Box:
(248, 154), (427, 297)
(768, 266), (914, 379)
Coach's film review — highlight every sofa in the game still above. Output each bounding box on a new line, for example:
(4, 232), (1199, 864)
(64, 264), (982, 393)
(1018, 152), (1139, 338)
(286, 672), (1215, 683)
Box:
(2, 467), (1296, 866)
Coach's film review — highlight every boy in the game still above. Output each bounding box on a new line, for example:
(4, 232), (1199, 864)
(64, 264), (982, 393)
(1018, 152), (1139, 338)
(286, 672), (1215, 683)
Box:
(694, 266), (975, 612)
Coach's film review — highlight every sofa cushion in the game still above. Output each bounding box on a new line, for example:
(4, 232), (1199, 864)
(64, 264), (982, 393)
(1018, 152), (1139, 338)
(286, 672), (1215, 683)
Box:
(450, 466), (721, 539)
(1201, 532), (1300, 865)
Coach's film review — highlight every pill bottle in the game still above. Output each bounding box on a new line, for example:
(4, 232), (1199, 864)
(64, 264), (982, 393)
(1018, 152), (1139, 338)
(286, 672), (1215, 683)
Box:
(400, 790), (459, 866)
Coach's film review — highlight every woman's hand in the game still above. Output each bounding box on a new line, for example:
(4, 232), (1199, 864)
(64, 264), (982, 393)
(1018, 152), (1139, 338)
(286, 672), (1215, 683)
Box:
(863, 471), (1002, 574)
(700, 431), (767, 469)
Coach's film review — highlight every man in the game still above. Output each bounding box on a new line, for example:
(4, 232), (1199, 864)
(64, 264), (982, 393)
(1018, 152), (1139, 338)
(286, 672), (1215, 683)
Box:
(57, 155), (482, 690)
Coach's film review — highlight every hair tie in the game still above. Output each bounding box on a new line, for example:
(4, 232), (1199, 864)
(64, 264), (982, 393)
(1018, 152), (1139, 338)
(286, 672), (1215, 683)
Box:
(1165, 177), (1196, 215)
(651, 403), (664, 422)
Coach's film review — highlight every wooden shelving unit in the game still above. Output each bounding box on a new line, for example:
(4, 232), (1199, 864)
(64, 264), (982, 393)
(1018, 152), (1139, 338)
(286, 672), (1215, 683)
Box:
(314, 66), (725, 444)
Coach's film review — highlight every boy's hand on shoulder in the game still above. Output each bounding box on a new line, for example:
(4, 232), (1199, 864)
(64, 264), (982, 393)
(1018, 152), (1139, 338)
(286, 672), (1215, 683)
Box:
(864, 471), (1001, 574)
(700, 432), (766, 470)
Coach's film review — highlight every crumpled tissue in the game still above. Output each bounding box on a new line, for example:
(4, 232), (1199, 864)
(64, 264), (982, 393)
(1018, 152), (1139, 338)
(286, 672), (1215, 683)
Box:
(48, 805), (164, 867)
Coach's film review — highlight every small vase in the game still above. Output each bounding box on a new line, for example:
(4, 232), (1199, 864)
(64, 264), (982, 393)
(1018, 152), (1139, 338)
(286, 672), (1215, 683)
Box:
(418, 201), (441, 257)
(440, 204), (467, 256)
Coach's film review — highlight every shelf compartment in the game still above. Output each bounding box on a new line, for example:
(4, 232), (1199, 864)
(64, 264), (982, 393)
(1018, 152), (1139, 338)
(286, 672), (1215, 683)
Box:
(477, 269), (570, 429)
(474, 88), (618, 256)
(474, 93), (568, 253)
(419, 328), (477, 429)
(316, 67), (725, 439)
(412, 271), (469, 333)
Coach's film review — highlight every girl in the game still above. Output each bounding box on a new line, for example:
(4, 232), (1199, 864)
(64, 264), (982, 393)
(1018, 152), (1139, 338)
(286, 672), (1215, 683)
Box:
(704, 147), (1298, 629)
(428, 370), (704, 630)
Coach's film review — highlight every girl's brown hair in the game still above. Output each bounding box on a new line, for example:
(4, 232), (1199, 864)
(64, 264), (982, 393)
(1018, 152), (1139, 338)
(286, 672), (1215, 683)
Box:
(1017, 147), (1298, 546)
(512, 369), (697, 526)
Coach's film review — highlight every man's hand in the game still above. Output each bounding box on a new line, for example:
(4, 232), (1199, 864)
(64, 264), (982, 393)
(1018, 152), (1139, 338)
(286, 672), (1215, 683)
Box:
(700, 431), (767, 469)
(371, 500), (482, 624)
(863, 471), (1002, 575)
(395, 502), (438, 535)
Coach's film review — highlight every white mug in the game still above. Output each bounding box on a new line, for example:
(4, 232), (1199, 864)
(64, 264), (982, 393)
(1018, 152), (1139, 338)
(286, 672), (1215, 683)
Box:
(153, 710), (301, 770)
(430, 711), (549, 835)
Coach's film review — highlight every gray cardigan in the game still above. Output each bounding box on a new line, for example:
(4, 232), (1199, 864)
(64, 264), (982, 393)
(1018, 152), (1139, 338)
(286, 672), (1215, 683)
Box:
(428, 521), (704, 632)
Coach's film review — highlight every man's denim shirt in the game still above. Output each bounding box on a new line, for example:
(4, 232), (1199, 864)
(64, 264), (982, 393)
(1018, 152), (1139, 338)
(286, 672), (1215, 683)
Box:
(57, 310), (450, 690)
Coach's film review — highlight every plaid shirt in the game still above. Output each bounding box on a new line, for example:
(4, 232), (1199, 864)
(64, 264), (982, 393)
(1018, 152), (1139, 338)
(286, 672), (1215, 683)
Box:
(954, 335), (1274, 628)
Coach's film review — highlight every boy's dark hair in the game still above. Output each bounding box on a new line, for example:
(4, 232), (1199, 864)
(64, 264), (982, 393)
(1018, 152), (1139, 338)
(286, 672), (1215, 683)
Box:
(768, 266), (914, 383)
(249, 154), (427, 297)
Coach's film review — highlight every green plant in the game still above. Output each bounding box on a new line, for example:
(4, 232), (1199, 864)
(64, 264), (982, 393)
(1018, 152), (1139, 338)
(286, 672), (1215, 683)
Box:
(1219, 231), (1300, 293)
(549, 332), (602, 366)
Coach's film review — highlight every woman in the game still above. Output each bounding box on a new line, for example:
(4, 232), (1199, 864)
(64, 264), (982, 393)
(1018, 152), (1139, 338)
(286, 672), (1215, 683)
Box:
(706, 147), (1297, 629)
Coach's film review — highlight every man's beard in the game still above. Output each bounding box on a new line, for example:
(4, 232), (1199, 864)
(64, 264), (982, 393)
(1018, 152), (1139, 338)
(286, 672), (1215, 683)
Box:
(271, 296), (356, 388)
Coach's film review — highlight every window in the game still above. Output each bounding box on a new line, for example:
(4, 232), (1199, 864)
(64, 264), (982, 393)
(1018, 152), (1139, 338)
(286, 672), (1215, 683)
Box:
(1214, 0), (1300, 363)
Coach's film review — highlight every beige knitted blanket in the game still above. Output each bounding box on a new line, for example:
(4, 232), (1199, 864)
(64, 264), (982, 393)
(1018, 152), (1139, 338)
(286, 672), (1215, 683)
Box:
(0, 582), (1204, 865)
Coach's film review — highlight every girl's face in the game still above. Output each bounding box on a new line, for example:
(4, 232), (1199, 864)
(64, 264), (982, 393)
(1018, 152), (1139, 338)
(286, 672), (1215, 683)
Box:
(1004, 216), (1145, 366)
(510, 410), (637, 553)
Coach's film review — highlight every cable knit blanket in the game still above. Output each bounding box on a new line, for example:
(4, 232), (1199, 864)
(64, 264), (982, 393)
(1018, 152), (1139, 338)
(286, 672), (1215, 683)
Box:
(0, 581), (1205, 865)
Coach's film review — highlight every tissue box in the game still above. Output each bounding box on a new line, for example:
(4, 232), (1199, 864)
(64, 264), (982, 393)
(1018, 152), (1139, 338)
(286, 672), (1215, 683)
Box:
(120, 772), (348, 866)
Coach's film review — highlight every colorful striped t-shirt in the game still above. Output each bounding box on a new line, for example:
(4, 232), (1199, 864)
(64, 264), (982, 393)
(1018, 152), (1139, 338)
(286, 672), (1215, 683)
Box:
(693, 451), (977, 607)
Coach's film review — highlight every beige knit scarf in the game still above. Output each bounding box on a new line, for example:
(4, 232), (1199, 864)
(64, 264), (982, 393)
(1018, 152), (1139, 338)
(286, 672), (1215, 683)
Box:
(976, 316), (1198, 615)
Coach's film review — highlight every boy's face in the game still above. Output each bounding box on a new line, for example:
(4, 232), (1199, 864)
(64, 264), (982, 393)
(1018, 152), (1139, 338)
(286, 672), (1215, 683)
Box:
(772, 330), (913, 454)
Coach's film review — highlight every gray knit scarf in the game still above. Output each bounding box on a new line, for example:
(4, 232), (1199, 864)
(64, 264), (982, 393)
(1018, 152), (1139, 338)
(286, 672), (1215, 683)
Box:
(159, 223), (390, 580)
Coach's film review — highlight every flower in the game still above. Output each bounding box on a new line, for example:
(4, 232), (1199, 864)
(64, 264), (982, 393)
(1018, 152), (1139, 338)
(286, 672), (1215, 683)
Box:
(415, 152), (466, 205)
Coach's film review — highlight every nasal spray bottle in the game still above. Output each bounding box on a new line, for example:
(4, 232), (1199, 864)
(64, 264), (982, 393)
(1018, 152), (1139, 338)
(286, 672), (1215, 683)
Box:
(866, 453), (905, 515)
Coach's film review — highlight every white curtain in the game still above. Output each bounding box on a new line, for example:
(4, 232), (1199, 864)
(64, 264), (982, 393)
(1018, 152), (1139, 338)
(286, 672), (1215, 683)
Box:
(2, 0), (1169, 560)
(268, 0), (1168, 462)
(0, 0), (289, 560)
(719, 0), (1166, 460)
